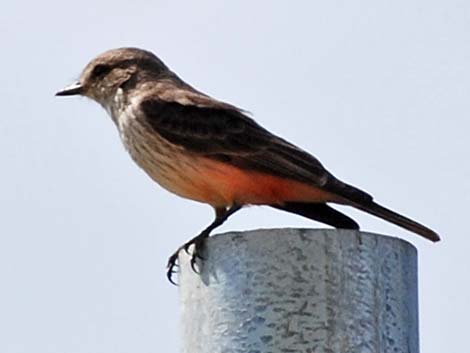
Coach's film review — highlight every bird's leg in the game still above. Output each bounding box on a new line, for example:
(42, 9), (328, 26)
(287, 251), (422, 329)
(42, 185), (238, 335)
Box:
(166, 204), (241, 285)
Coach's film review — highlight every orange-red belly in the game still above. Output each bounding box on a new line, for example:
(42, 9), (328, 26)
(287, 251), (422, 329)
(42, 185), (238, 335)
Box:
(165, 157), (339, 207)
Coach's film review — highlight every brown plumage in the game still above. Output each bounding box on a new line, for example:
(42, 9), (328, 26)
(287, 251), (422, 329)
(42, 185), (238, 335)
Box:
(56, 47), (440, 283)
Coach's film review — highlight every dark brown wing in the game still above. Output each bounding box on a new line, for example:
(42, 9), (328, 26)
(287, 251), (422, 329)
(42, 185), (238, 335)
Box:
(138, 88), (372, 204)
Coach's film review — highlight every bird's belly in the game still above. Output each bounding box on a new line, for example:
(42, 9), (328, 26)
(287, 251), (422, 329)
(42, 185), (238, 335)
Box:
(196, 158), (340, 206)
(119, 119), (338, 207)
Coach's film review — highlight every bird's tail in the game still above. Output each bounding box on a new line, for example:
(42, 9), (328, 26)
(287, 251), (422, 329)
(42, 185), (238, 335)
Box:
(351, 200), (440, 242)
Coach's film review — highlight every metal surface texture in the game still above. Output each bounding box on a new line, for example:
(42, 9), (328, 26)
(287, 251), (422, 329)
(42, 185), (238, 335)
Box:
(179, 228), (418, 353)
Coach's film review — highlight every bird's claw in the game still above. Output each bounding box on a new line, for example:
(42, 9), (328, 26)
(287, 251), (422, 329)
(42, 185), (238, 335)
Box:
(166, 252), (180, 286)
(166, 234), (207, 285)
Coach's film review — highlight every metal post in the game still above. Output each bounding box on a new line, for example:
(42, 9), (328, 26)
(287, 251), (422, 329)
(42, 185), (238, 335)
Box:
(179, 228), (419, 353)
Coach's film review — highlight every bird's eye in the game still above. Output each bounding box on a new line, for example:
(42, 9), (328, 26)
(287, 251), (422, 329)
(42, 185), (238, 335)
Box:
(91, 64), (112, 78)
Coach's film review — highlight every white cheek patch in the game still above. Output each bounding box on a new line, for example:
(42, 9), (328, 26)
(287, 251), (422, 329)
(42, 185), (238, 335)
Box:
(117, 96), (140, 132)
(112, 88), (126, 115)
(105, 88), (130, 126)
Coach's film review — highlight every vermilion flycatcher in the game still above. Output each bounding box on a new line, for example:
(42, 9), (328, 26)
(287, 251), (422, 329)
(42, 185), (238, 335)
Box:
(56, 48), (439, 283)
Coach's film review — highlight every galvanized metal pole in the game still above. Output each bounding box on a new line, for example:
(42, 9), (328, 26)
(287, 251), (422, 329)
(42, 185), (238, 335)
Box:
(179, 228), (418, 353)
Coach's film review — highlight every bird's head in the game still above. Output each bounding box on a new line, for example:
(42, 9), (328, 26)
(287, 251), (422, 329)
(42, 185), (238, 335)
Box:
(56, 47), (169, 106)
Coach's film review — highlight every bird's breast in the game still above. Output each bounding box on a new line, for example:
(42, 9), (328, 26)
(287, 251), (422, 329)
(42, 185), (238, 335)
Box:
(114, 107), (225, 204)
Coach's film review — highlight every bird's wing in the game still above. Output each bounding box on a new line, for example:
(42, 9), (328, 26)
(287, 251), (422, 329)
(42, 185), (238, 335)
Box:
(138, 86), (372, 203)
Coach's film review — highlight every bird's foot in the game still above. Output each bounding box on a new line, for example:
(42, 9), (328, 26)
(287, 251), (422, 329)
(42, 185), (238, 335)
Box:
(166, 233), (208, 285)
(166, 251), (180, 286)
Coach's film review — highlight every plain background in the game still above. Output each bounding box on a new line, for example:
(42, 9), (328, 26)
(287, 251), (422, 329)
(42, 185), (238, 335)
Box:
(1, 1), (468, 352)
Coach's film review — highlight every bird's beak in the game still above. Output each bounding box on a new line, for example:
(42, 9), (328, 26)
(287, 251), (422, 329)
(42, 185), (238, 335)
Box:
(55, 82), (83, 96)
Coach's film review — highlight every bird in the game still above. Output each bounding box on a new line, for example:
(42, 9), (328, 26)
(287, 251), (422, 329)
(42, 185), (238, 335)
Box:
(56, 47), (440, 284)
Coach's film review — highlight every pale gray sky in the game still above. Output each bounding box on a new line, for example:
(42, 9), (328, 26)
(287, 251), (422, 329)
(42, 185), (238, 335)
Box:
(1, 1), (468, 352)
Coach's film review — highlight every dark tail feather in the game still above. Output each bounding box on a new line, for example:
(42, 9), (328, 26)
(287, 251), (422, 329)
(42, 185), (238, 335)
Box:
(352, 201), (440, 242)
(271, 202), (360, 230)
